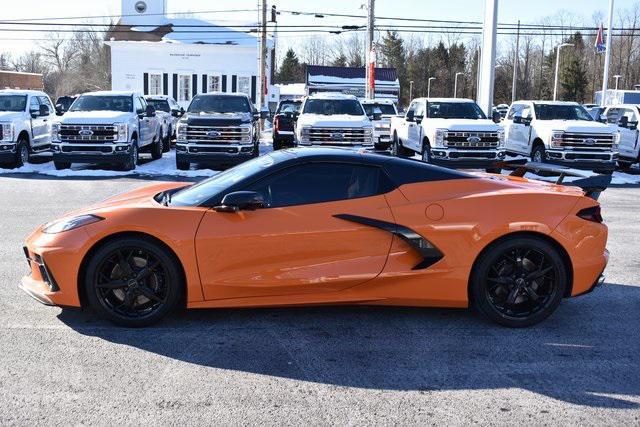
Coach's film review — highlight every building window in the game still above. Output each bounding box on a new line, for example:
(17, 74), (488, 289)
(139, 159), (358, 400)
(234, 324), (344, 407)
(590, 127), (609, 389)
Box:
(238, 76), (251, 97)
(208, 74), (222, 93)
(149, 73), (162, 95)
(178, 74), (192, 102)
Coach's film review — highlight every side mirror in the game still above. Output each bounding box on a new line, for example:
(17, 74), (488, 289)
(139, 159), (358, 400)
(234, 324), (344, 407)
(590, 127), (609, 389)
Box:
(39, 104), (50, 116)
(618, 115), (629, 128)
(513, 113), (523, 124)
(180, 107), (186, 116)
(415, 115), (423, 124)
(492, 110), (501, 123)
(215, 191), (265, 212)
(55, 104), (65, 115)
(372, 111), (382, 121)
(146, 105), (156, 117)
(292, 111), (300, 121)
(406, 110), (415, 122)
(171, 109), (180, 117)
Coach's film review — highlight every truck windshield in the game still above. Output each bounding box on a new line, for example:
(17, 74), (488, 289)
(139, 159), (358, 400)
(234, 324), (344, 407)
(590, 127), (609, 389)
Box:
(0, 95), (27, 112)
(188, 95), (251, 113)
(303, 99), (364, 116)
(146, 99), (170, 113)
(363, 104), (397, 115)
(277, 101), (301, 114)
(427, 102), (487, 119)
(69, 96), (133, 112)
(533, 104), (593, 121)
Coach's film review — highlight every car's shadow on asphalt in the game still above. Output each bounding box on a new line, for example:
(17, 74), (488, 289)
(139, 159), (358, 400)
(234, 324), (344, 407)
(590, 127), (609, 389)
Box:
(57, 282), (640, 409)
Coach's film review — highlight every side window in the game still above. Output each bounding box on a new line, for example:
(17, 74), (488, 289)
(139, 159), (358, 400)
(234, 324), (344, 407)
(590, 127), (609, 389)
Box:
(38, 96), (53, 113)
(506, 103), (523, 120)
(415, 102), (425, 118)
(134, 97), (144, 114)
(245, 163), (383, 208)
(605, 108), (620, 124)
(29, 96), (40, 113)
(521, 105), (532, 119)
(406, 101), (417, 117)
(622, 108), (638, 124)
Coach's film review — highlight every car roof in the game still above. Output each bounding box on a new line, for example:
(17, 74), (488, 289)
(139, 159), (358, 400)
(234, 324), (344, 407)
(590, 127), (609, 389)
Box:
(361, 99), (395, 105)
(306, 92), (358, 100)
(514, 100), (581, 106)
(0, 89), (47, 96)
(82, 90), (139, 97)
(412, 97), (476, 103)
(606, 104), (639, 109)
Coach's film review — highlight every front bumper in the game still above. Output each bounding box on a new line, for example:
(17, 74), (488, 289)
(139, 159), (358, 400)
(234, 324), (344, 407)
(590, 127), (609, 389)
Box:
(273, 131), (295, 143)
(429, 148), (506, 168)
(0, 143), (16, 163)
(545, 149), (618, 171)
(52, 142), (132, 164)
(176, 143), (257, 166)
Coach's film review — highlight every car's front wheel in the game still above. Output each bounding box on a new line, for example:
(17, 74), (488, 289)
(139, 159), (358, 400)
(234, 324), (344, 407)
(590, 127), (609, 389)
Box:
(151, 136), (163, 160)
(84, 237), (183, 327)
(470, 235), (567, 328)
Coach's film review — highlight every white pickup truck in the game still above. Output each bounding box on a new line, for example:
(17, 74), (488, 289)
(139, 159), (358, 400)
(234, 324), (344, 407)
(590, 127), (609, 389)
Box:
(603, 104), (640, 169)
(361, 99), (398, 150)
(390, 98), (505, 170)
(294, 93), (374, 150)
(51, 91), (162, 171)
(503, 100), (618, 171)
(0, 89), (55, 168)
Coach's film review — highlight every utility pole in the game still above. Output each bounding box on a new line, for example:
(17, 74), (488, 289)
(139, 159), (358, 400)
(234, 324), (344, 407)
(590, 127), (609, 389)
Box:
(511, 20), (520, 103)
(478, 0), (498, 116)
(365, 0), (375, 99)
(601, 0), (615, 106)
(454, 72), (464, 98)
(553, 43), (573, 101)
(409, 80), (414, 100)
(614, 74), (622, 90)
(259, 0), (267, 130)
(427, 77), (436, 97)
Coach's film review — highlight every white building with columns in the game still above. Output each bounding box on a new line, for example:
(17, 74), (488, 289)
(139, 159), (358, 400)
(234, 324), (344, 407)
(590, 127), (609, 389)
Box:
(106, 0), (273, 109)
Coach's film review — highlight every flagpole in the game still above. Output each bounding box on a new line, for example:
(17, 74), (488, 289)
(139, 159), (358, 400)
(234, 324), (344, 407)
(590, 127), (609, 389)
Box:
(601, 0), (614, 106)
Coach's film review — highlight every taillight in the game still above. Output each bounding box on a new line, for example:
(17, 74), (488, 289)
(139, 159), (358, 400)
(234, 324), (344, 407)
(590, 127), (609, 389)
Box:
(274, 116), (280, 132)
(577, 205), (603, 223)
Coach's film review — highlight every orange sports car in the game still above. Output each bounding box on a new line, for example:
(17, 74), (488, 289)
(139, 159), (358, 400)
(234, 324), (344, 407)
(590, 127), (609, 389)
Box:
(21, 149), (610, 327)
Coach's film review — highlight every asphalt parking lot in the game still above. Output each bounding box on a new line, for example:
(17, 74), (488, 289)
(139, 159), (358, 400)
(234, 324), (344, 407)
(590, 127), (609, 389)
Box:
(0, 173), (639, 425)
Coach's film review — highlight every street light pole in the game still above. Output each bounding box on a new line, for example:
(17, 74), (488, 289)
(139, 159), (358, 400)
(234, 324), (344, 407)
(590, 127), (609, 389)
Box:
(454, 72), (464, 98)
(613, 74), (622, 90)
(409, 80), (414, 100)
(427, 77), (436, 98)
(553, 43), (574, 101)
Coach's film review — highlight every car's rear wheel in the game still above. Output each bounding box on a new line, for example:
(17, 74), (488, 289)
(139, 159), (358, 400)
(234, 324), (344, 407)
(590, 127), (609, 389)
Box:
(84, 237), (183, 327)
(176, 159), (190, 170)
(470, 236), (567, 328)
(151, 136), (162, 160)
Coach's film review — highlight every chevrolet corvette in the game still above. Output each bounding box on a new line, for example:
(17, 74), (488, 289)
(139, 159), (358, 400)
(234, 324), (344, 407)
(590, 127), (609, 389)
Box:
(21, 148), (610, 327)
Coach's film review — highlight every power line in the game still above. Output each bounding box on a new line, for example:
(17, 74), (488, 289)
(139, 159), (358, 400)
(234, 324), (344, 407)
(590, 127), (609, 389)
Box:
(0, 9), (259, 23)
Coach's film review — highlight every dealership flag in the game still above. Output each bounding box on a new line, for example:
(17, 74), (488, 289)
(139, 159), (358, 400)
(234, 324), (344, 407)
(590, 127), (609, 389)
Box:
(595, 23), (606, 53)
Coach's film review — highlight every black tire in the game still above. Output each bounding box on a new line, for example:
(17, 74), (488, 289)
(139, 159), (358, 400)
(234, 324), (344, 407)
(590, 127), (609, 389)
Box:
(119, 140), (138, 171)
(421, 139), (431, 163)
(531, 143), (546, 164)
(11, 138), (30, 168)
(470, 235), (567, 328)
(54, 161), (70, 170)
(617, 160), (633, 171)
(392, 133), (411, 157)
(151, 136), (162, 160)
(176, 159), (190, 170)
(162, 128), (171, 153)
(84, 237), (183, 327)
(273, 137), (282, 151)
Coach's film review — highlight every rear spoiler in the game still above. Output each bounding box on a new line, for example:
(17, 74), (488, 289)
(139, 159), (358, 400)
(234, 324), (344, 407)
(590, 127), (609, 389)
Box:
(494, 159), (612, 200)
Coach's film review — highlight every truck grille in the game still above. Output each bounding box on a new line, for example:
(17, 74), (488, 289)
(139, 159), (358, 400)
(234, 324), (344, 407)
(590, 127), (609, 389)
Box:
(558, 132), (614, 151)
(186, 125), (251, 144)
(60, 124), (117, 143)
(307, 127), (369, 144)
(444, 131), (499, 149)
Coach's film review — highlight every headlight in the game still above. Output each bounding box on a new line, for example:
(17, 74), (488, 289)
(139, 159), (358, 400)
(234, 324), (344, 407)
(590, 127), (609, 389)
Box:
(114, 123), (128, 142)
(42, 214), (104, 234)
(497, 129), (505, 147)
(300, 126), (311, 135)
(0, 122), (14, 142)
(176, 122), (187, 142)
(51, 123), (60, 142)
(549, 131), (564, 148)
(612, 132), (620, 150)
(239, 124), (252, 144)
(434, 129), (447, 147)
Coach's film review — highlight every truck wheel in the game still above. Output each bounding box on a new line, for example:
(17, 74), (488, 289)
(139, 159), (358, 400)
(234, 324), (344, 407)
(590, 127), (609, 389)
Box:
(273, 137), (282, 151)
(617, 160), (633, 171)
(531, 144), (546, 164)
(54, 161), (70, 170)
(119, 140), (138, 171)
(11, 139), (30, 168)
(151, 136), (162, 160)
(176, 159), (190, 170)
(421, 140), (431, 163)
(163, 128), (171, 152)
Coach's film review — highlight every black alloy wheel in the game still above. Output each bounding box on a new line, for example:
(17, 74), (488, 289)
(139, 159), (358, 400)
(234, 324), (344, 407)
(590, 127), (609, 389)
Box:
(471, 236), (566, 327)
(85, 238), (182, 327)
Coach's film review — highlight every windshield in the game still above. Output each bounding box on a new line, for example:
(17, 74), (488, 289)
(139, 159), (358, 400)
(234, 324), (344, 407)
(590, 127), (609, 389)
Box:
(69, 96), (132, 112)
(363, 103), (397, 115)
(169, 155), (276, 206)
(146, 99), (170, 113)
(427, 102), (487, 119)
(0, 95), (27, 112)
(533, 104), (593, 121)
(277, 101), (301, 113)
(302, 99), (364, 116)
(188, 95), (251, 114)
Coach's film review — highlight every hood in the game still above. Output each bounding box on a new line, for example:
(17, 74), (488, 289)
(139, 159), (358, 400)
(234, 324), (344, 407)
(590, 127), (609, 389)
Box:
(59, 111), (132, 123)
(428, 118), (502, 131)
(297, 114), (371, 128)
(0, 111), (25, 121)
(535, 120), (614, 134)
(184, 111), (252, 127)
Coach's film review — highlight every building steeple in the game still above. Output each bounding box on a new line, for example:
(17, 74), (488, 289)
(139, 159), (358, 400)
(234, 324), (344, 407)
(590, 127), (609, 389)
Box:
(120, 0), (168, 26)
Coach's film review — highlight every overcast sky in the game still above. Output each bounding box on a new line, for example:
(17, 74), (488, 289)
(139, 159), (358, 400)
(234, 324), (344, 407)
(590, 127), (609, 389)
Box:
(0, 0), (636, 56)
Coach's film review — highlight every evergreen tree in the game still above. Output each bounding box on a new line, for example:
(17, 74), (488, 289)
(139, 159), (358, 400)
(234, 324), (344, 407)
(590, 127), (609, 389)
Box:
(380, 31), (407, 103)
(561, 57), (589, 102)
(275, 48), (304, 83)
(331, 54), (348, 67)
